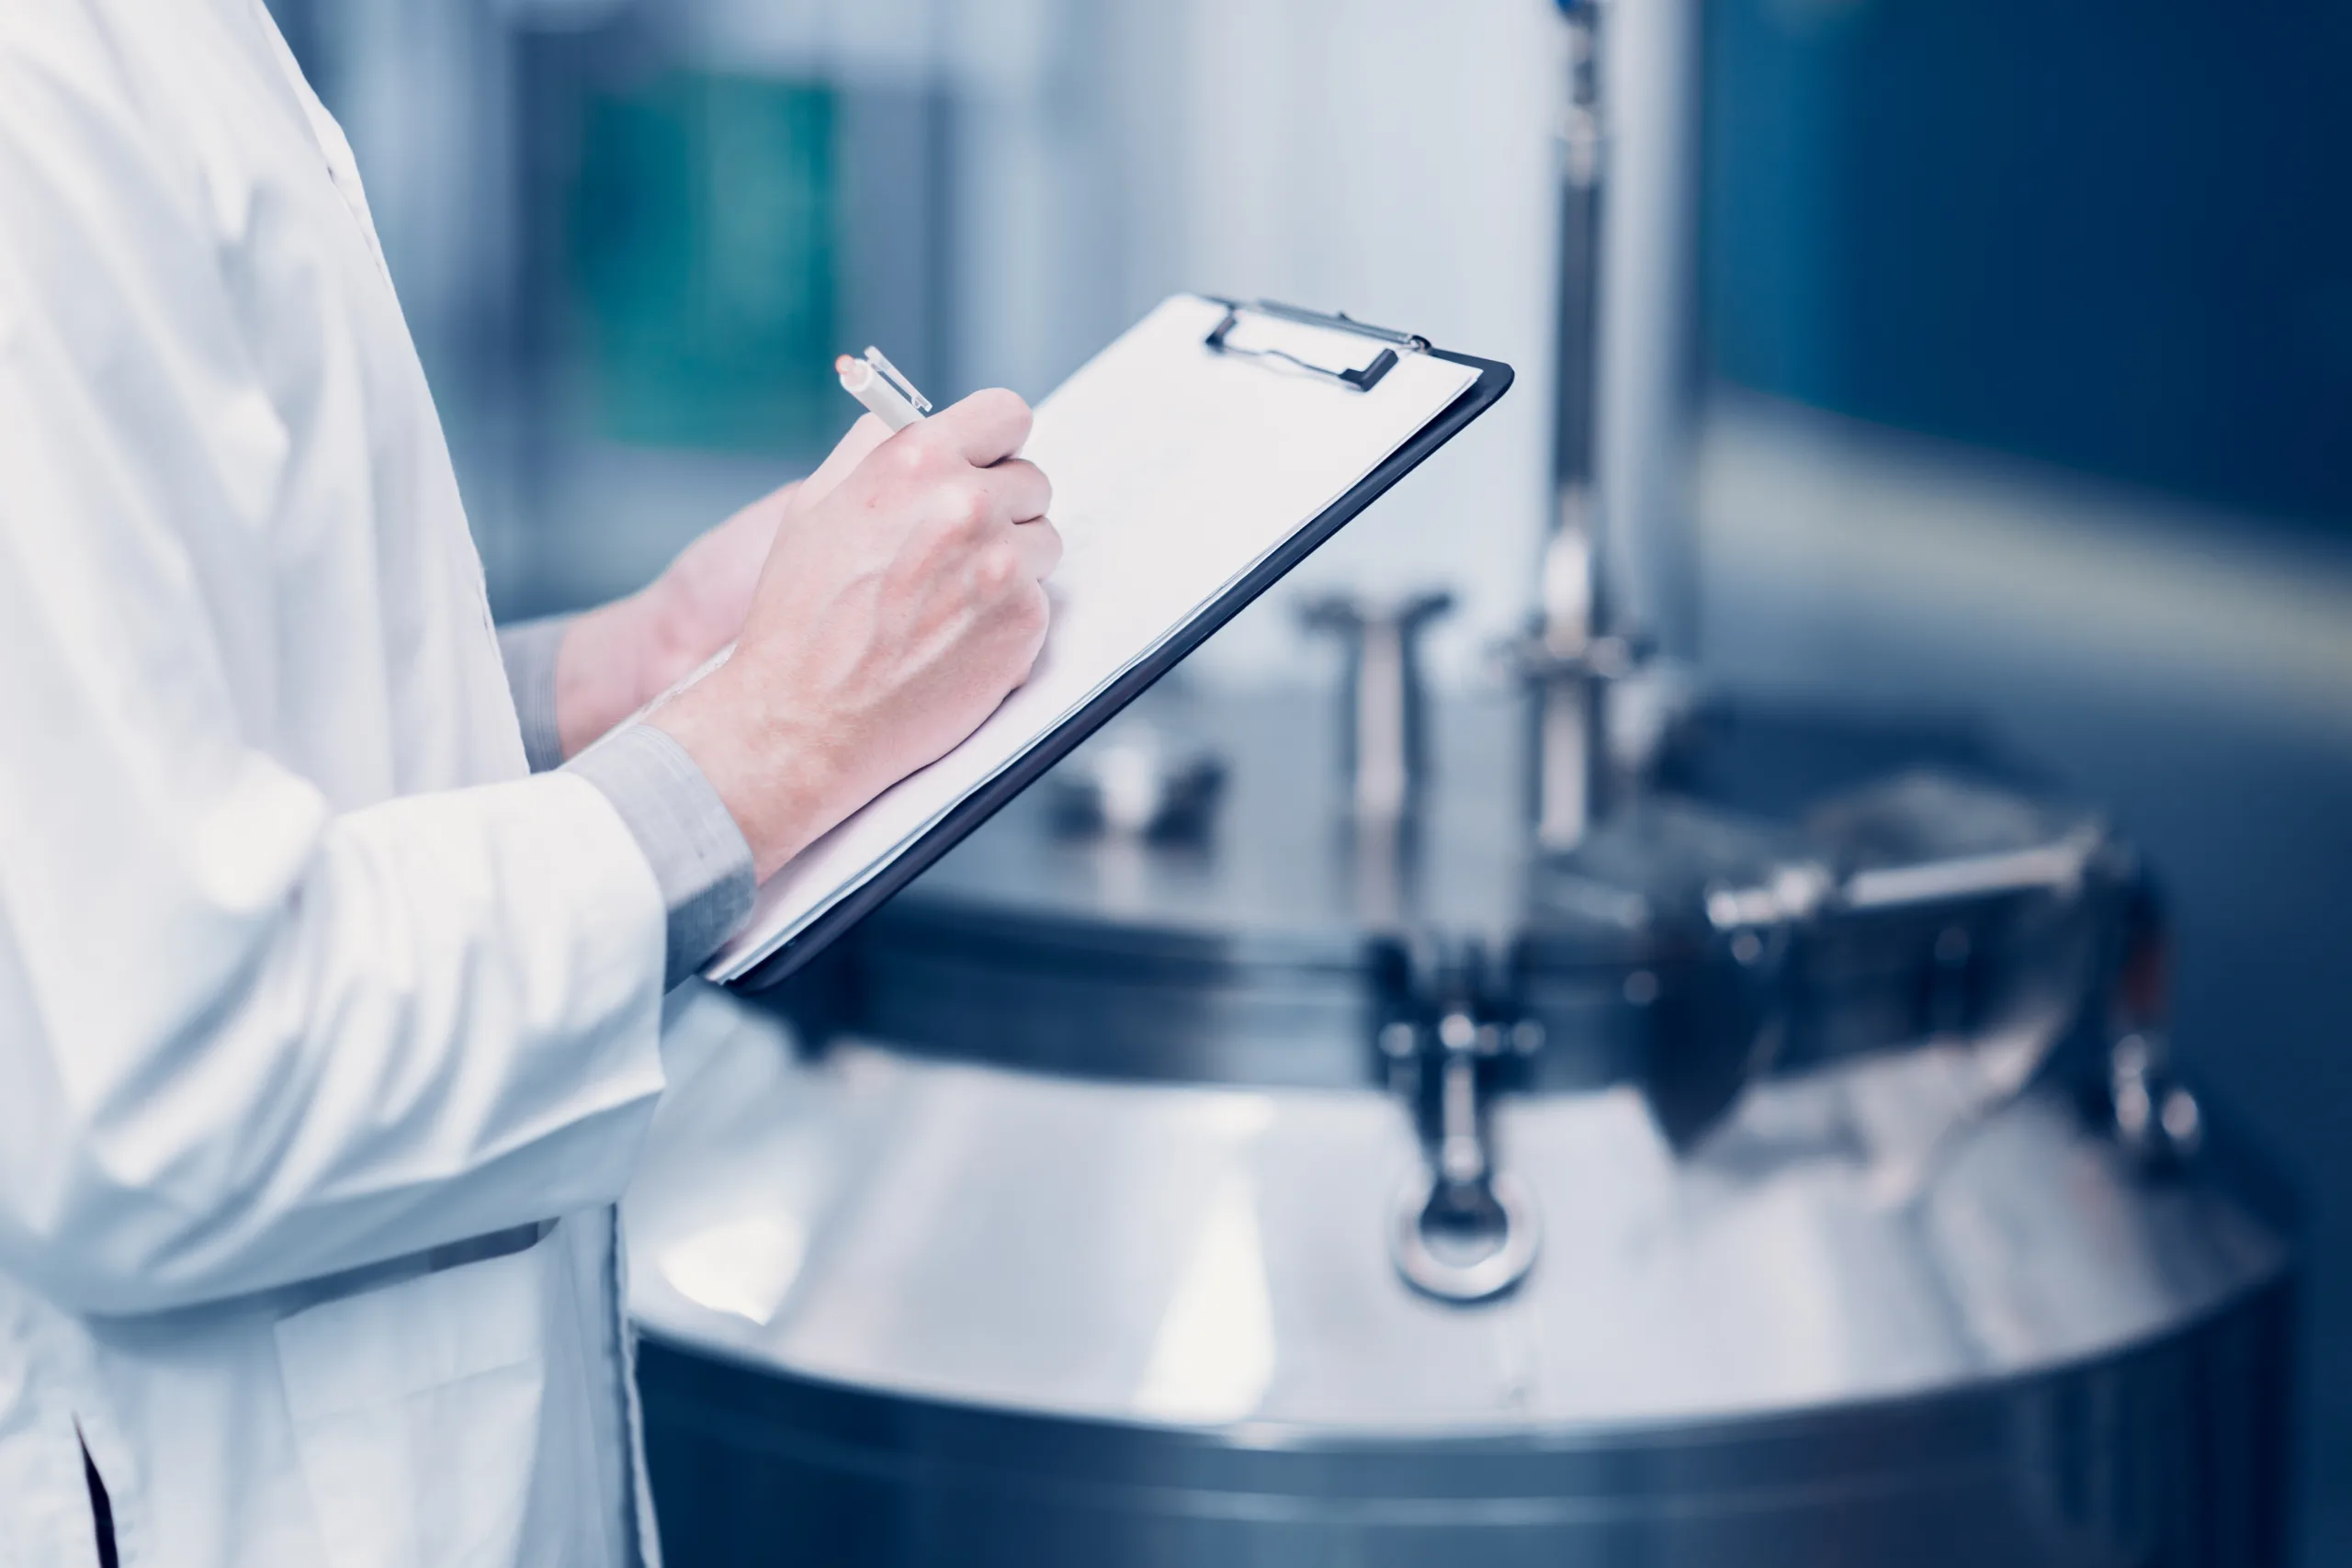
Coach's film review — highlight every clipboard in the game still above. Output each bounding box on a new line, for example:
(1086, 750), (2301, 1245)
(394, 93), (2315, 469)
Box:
(721, 295), (1512, 991)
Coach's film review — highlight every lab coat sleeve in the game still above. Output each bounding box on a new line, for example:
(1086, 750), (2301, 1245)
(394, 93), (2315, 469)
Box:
(0, 26), (671, 1314)
(568, 725), (758, 988)
(500, 615), (760, 982)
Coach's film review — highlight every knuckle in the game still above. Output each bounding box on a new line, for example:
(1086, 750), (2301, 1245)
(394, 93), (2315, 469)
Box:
(951, 483), (994, 533)
(976, 542), (1022, 594)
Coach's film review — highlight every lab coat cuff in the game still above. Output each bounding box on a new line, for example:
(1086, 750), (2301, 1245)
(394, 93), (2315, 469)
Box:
(565, 724), (756, 988)
(498, 615), (572, 773)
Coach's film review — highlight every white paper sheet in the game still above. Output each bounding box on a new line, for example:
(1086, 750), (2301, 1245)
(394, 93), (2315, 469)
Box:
(706, 294), (1483, 981)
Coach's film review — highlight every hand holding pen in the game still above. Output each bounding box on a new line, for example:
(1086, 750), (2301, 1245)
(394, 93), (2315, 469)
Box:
(648, 354), (1059, 880)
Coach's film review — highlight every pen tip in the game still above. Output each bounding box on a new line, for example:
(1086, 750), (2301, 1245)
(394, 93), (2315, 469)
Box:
(834, 354), (858, 375)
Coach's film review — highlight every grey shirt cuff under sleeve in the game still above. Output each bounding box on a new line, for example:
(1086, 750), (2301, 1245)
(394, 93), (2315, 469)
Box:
(566, 724), (757, 988)
(497, 615), (572, 773)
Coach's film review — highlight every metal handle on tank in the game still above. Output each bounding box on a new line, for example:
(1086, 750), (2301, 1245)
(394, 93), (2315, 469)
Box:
(1390, 1168), (1541, 1304)
(1382, 1004), (1543, 1303)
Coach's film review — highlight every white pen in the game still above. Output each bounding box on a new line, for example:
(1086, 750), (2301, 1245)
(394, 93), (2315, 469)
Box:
(835, 346), (933, 432)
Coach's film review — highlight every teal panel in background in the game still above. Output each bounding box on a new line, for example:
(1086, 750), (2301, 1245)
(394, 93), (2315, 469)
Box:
(569, 71), (841, 456)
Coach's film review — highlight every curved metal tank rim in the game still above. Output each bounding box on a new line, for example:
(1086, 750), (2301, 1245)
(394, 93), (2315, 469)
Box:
(637, 1264), (2292, 1461)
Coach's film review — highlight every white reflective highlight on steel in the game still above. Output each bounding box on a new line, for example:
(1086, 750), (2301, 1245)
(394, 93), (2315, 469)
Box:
(1135, 1174), (1275, 1424)
(661, 1215), (807, 1327)
(629, 992), (2290, 1431)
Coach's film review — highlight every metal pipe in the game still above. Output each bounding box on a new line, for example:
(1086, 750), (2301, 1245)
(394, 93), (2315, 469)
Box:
(1526, 0), (1617, 852)
(1590, 0), (1702, 660)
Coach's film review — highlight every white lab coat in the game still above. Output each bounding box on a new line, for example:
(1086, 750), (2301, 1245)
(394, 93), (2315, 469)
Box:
(0, 3), (674, 1564)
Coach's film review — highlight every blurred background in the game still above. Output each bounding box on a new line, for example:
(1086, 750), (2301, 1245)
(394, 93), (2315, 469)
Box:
(261, 0), (2350, 1554)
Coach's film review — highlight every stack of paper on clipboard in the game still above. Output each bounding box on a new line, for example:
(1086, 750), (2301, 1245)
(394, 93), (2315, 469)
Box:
(707, 292), (1510, 987)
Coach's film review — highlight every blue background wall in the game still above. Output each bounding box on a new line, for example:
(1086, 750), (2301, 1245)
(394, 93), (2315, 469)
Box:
(1703, 0), (2352, 536)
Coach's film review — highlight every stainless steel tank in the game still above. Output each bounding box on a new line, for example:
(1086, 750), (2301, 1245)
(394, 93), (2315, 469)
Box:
(623, 692), (2295, 1566)
(621, 5), (2293, 1555)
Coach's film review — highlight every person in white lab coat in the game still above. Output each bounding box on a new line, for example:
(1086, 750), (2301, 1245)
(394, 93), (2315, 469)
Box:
(0, 3), (1060, 1565)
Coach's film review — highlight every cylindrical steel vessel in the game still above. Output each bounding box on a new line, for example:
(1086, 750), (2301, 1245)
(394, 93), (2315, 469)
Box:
(624, 694), (2296, 1566)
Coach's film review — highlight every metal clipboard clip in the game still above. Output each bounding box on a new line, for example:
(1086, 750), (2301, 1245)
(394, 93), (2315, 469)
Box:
(1204, 299), (1430, 393)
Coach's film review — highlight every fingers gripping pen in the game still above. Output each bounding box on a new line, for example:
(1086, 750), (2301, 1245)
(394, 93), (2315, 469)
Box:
(835, 347), (933, 432)
(639, 346), (938, 717)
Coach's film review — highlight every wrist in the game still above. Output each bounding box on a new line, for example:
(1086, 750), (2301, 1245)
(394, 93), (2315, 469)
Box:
(649, 668), (844, 882)
(628, 572), (712, 707)
(555, 595), (655, 760)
